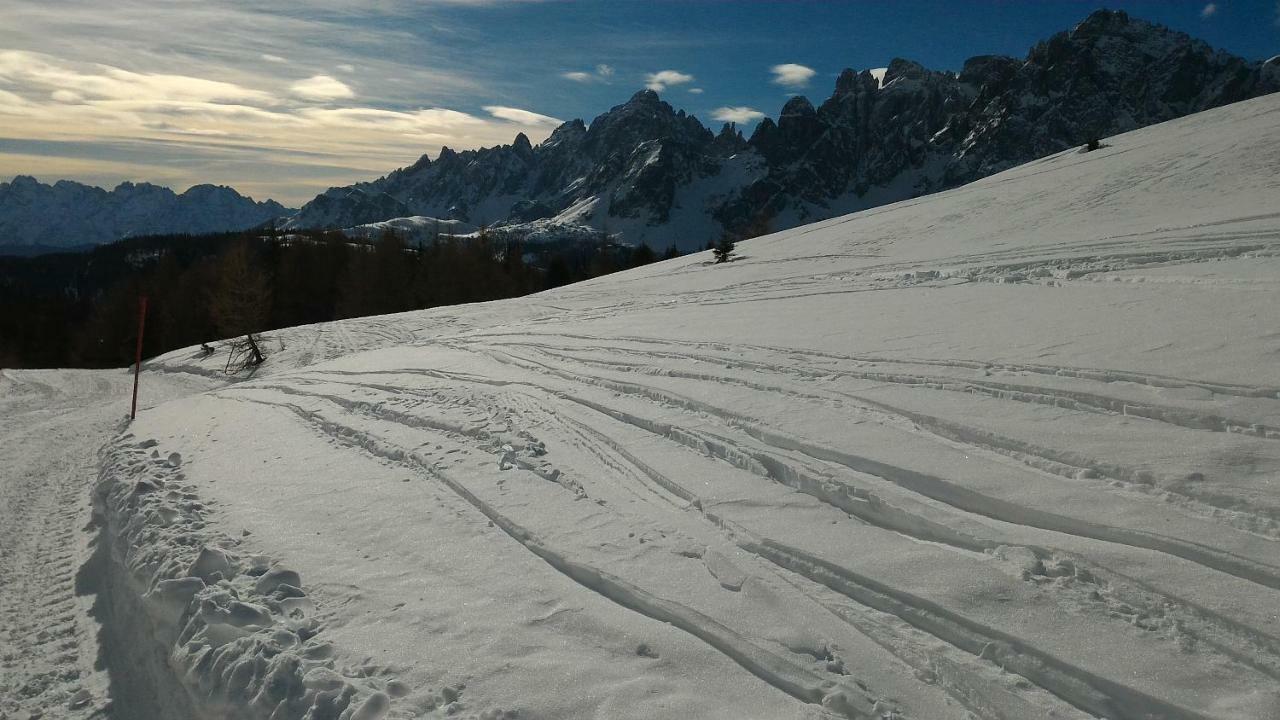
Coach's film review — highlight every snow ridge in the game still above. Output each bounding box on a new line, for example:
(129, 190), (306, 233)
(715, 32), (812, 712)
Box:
(92, 437), (400, 720)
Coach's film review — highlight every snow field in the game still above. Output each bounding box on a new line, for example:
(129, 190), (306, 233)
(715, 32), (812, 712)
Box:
(71, 93), (1280, 718)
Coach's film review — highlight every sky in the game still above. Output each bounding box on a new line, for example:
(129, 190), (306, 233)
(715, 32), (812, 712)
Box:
(0, 0), (1276, 207)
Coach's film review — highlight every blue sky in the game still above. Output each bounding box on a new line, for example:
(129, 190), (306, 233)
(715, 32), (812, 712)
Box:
(1, 0), (1276, 205)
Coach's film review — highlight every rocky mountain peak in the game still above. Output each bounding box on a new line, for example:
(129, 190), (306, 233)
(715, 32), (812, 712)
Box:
(281, 11), (1277, 249)
(959, 55), (1020, 87)
(883, 58), (929, 85)
(627, 88), (661, 105)
(780, 96), (816, 118)
(834, 68), (880, 96)
(1071, 8), (1132, 38)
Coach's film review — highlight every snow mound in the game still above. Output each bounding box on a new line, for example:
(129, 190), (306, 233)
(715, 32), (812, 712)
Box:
(92, 435), (403, 719)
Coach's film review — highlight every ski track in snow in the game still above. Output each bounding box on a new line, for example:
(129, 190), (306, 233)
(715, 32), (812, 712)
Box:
(9, 94), (1280, 719)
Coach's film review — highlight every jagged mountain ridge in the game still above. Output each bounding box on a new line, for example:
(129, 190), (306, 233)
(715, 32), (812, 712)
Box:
(0, 176), (291, 250)
(287, 10), (1279, 249)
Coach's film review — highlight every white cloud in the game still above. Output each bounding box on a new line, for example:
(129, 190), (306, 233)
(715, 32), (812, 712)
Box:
(645, 69), (694, 92)
(289, 74), (354, 101)
(261, 53), (287, 63)
(1200, 3), (1217, 18)
(687, 87), (704, 94)
(0, 50), (274, 104)
(0, 2), (570, 204)
(483, 105), (562, 126)
(562, 64), (615, 83)
(0, 49), (564, 204)
(711, 106), (764, 123)
(770, 63), (815, 88)
(869, 67), (888, 88)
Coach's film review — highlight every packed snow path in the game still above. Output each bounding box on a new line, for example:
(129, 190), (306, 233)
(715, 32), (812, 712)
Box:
(0, 369), (213, 719)
(29, 95), (1280, 718)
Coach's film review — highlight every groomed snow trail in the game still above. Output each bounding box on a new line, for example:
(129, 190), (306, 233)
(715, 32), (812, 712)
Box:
(0, 369), (213, 719)
(68, 94), (1280, 718)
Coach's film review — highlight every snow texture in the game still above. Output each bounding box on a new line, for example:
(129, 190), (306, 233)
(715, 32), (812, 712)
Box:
(6, 92), (1280, 719)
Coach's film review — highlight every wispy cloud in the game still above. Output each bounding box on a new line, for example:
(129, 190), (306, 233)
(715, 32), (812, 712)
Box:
(261, 53), (288, 63)
(1201, 3), (1217, 18)
(0, 50), (274, 104)
(483, 105), (561, 126)
(562, 63), (615, 83)
(687, 87), (704, 94)
(711, 106), (764, 123)
(645, 69), (694, 92)
(0, 49), (562, 204)
(770, 63), (815, 88)
(289, 74), (355, 101)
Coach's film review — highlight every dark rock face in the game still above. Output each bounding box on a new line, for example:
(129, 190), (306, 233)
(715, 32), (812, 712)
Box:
(286, 10), (1279, 247)
(288, 90), (727, 236)
(945, 9), (1279, 185)
(0, 177), (290, 249)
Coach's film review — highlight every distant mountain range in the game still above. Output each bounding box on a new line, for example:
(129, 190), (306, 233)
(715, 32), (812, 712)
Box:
(4, 10), (1278, 254)
(0, 177), (290, 252)
(284, 10), (1279, 249)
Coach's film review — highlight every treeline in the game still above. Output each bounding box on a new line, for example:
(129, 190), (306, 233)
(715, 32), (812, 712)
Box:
(0, 229), (680, 369)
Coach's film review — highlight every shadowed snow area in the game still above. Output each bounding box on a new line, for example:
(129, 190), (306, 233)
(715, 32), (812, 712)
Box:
(7, 94), (1280, 719)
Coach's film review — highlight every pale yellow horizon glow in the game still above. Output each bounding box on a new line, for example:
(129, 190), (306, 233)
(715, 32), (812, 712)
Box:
(0, 49), (561, 206)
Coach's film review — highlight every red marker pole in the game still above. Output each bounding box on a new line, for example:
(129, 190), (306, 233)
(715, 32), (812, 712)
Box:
(130, 295), (148, 420)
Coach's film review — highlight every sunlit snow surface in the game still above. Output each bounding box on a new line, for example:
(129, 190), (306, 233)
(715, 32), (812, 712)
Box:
(14, 95), (1280, 719)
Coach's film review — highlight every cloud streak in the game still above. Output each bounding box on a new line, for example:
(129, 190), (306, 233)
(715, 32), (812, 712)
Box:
(0, 49), (562, 204)
(484, 105), (562, 126)
(711, 106), (764, 123)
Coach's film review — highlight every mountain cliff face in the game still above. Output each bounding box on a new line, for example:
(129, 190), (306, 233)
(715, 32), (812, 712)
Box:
(285, 11), (1278, 249)
(0, 177), (290, 250)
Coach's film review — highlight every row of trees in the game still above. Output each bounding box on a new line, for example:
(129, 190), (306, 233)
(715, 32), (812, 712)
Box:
(0, 229), (682, 369)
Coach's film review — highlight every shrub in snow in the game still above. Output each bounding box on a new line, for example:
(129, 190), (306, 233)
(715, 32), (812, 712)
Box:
(713, 236), (736, 264)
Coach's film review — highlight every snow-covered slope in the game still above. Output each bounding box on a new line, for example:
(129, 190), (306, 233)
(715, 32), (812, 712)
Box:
(342, 216), (479, 244)
(14, 92), (1280, 719)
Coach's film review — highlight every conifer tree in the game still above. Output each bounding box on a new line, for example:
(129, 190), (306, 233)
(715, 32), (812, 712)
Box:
(210, 240), (271, 368)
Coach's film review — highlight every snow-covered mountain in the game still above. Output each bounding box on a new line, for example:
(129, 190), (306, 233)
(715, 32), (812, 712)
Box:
(0, 176), (291, 250)
(287, 10), (1280, 249)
